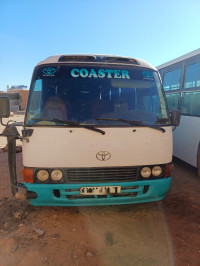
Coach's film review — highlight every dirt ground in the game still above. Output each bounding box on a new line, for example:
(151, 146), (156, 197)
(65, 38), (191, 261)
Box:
(0, 113), (200, 266)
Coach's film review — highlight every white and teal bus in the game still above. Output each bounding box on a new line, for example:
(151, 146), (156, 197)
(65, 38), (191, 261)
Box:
(157, 49), (200, 174)
(0, 54), (180, 206)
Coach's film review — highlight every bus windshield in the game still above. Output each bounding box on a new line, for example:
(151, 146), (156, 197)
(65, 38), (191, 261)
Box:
(25, 65), (169, 126)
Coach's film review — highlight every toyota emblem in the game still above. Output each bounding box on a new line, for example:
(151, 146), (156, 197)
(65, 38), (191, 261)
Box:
(96, 151), (111, 161)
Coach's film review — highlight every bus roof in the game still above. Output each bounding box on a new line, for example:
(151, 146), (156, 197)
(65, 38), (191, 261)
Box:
(37, 54), (157, 70)
(157, 48), (200, 70)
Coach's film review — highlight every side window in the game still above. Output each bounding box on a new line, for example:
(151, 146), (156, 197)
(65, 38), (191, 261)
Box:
(163, 68), (182, 91)
(27, 79), (42, 120)
(181, 92), (200, 116)
(165, 93), (179, 112)
(184, 62), (200, 89)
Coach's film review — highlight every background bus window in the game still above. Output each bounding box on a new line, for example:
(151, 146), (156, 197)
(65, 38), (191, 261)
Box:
(165, 93), (179, 112)
(163, 68), (182, 91)
(184, 62), (200, 89)
(181, 91), (200, 116)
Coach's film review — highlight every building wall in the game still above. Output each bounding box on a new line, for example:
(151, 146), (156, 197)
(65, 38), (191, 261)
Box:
(18, 90), (29, 110)
(0, 90), (29, 111)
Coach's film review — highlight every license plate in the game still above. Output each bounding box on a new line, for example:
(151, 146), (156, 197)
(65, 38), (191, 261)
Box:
(80, 186), (121, 195)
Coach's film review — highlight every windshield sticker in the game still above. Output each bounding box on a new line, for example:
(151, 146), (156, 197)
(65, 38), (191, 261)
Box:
(71, 68), (130, 79)
(42, 67), (56, 77)
(142, 71), (154, 80)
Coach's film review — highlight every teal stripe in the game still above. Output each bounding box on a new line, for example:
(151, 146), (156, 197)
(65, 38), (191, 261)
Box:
(24, 178), (171, 206)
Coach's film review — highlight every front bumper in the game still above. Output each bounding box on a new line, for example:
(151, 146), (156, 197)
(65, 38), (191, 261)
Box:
(24, 178), (171, 206)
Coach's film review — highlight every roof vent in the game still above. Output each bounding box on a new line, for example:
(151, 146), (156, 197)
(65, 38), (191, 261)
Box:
(58, 55), (96, 62)
(105, 57), (139, 65)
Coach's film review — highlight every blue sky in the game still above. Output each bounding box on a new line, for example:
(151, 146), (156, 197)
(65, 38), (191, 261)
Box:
(0, 0), (200, 91)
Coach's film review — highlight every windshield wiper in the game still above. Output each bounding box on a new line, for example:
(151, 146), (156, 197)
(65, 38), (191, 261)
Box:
(96, 117), (165, 133)
(31, 118), (105, 135)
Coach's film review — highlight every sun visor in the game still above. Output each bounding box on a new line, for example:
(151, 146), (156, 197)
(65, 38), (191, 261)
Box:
(111, 79), (155, 89)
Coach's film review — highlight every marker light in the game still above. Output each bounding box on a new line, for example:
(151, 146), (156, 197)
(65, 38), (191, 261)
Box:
(37, 170), (49, 181)
(152, 166), (162, 177)
(51, 170), (63, 181)
(141, 167), (151, 178)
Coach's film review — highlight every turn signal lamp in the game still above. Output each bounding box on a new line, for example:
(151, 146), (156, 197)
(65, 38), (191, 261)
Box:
(23, 168), (34, 183)
(164, 163), (173, 177)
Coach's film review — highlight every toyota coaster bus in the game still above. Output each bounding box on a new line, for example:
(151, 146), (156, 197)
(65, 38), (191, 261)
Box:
(0, 54), (180, 206)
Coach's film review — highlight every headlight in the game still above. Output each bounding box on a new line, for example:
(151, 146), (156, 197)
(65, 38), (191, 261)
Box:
(51, 169), (63, 181)
(37, 170), (49, 181)
(141, 167), (151, 178)
(152, 166), (162, 177)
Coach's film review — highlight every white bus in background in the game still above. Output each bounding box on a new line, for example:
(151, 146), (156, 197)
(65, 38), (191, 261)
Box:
(157, 48), (200, 173)
(0, 54), (180, 206)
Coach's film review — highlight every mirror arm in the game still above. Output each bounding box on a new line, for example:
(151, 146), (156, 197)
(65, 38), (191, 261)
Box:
(0, 117), (7, 126)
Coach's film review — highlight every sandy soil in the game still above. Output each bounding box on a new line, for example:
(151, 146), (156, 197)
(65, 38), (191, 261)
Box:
(0, 113), (200, 266)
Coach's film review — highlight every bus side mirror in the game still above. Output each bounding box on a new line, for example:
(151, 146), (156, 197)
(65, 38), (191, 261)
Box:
(171, 110), (181, 127)
(0, 97), (10, 118)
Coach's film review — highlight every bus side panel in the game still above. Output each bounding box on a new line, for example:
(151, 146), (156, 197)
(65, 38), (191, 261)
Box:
(173, 115), (200, 167)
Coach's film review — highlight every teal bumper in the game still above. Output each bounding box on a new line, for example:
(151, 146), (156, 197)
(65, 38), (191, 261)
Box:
(24, 178), (171, 206)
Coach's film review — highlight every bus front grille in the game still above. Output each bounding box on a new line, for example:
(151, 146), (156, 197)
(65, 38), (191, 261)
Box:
(67, 167), (138, 183)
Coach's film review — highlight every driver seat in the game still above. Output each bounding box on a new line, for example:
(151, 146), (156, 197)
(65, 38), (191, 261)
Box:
(44, 96), (67, 120)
